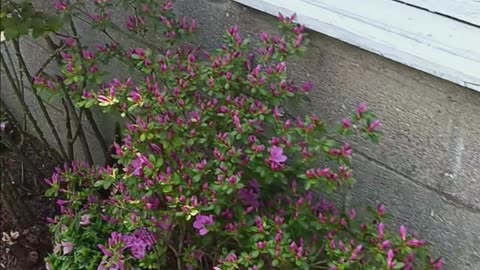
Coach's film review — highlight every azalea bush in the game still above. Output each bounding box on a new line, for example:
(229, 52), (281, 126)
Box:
(41, 0), (442, 269)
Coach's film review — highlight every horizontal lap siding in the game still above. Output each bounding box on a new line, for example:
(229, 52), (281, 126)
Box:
(399, 0), (480, 26)
(234, 0), (480, 91)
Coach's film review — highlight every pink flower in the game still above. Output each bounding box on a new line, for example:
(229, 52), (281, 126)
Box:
(386, 249), (394, 269)
(406, 238), (426, 248)
(53, 1), (67, 11)
(301, 81), (312, 92)
(377, 223), (384, 240)
(64, 37), (75, 47)
(356, 102), (366, 117)
(367, 119), (381, 132)
(379, 240), (390, 250)
(399, 225), (407, 241)
(341, 118), (351, 129)
(81, 50), (94, 60)
(268, 146), (287, 169)
(33, 76), (44, 85)
(193, 215), (214, 236)
(350, 245), (362, 260)
(429, 257), (443, 269)
(61, 241), (73, 255)
(348, 209), (356, 220)
(79, 214), (90, 226)
(259, 31), (269, 43)
(377, 203), (385, 216)
(294, 34), (303, 48)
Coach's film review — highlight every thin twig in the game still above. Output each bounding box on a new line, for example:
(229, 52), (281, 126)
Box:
(62, 98), (74, 160)
(72, 110), (83, 142)
(0, 52), (50, 148)
(178, 225), (185, 270)
(43, 32), (95, 164)
(12, 39), (68, 160)
(35, 43), (66, 77)
(3, 44), (28, 134)
(61, 87), (94, 164)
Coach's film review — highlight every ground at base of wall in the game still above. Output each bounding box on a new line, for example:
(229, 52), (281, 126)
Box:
(0, 128), (59, 270)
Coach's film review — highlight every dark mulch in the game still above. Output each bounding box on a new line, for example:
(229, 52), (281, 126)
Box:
(1, 118), (61, 270)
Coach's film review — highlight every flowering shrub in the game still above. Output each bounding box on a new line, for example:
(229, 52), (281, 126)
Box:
(42, 1), (442, 269)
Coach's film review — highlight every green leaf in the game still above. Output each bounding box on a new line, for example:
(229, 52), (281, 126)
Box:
(162, 185), (172, 193)
(305, 181), (311, 190)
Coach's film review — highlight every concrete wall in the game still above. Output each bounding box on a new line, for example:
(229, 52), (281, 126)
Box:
(1, 0), (479, 269)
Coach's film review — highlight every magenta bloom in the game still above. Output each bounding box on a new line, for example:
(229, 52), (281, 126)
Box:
(367, 119), (381, 132)
(406, 238), (426, 248)
(193, 215), (214, 236)
(123, 229), (156, 260)
(268, 146), (287, 170)
(429, 257), (443, 269)
(386, 249), (395, 269)
(53, 1), (67, 11)
(377, 223), (385, 240)
(399, 225), (407, 241)
(301, 81), (312, 92)
(356, 102), (366, 117)
(341, 118), (351, 129)
(64, 37), (75, 47)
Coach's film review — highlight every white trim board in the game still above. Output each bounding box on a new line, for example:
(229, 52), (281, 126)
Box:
(233, 0), (480, 92)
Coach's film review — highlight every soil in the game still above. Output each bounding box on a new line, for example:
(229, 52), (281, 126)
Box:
(1, 119), (61, 270)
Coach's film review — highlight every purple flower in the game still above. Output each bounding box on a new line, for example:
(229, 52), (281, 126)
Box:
(79, 214), (90, 226)
(238, 180), (260, 208)
(268, 146), (287, 170)
(193, 215), (214, 236)
(127, 155), (151, 176)
(341, 118), (351, 129)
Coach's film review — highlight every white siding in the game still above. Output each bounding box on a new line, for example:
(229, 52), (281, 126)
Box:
(234, 0), (480, 92)
(400, 0), (480, 26)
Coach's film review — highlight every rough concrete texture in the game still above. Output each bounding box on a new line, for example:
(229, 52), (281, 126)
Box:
(1, 0), (479, 268)
(172, 0), (480, 269)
